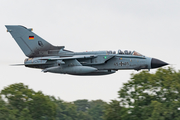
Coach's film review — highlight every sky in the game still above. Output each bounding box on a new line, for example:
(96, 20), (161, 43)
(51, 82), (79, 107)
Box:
(0, 0), (180, 102)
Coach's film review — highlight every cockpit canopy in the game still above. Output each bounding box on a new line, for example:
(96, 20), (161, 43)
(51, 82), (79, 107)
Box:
(107, 51), (116, 54)
(132, 51), (143, 56)
(118, 50), (143, 56)
(107, 50), (143, 56)
(118, 50), (131, 55)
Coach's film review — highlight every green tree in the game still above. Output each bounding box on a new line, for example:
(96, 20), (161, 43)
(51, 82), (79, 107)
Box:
(88, 100), (107, 120)
(104, 100), (128, 120)
(54, 97), (78, 120)
(0, 83), (56, 120)
(0, 96), (17, 120)
(18, 108), (33, 120)
(74, 99), (90, 112)
(116, 67), (180, 120)
(73, 99), (107, 120)
(77, 111), (93, 120)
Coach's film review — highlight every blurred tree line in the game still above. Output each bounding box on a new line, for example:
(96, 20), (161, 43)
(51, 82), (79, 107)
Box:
(104, 67), (180, 120)
(0, 83), (106, 120)
(1, 67), (180, 120)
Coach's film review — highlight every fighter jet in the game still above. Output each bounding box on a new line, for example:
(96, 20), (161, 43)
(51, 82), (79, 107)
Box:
(5, 25), (168, 75)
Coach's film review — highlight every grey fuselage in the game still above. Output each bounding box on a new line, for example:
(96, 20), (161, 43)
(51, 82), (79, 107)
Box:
(6, 25), (168, 76)
(24, 50), (151, 75)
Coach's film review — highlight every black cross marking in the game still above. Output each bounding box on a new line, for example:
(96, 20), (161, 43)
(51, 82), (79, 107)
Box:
(120, 62), (123, 66)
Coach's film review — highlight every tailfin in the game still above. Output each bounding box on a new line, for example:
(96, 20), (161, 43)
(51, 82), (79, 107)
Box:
(5, 25), (64, 57)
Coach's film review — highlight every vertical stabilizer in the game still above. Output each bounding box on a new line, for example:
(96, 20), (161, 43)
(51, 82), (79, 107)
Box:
(5, 25), (64, 57)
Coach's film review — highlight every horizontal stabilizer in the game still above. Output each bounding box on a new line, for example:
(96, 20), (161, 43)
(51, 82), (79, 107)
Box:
(10, 64), (25, 66)
(10, 63), (53, 66)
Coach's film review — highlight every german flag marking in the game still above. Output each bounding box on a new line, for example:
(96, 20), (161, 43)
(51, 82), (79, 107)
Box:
(29, 36), (34, 40)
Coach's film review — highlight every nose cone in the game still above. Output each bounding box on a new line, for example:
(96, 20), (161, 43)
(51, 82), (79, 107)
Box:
(151, 58), (168, 69)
